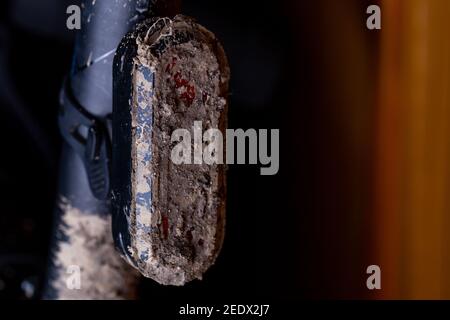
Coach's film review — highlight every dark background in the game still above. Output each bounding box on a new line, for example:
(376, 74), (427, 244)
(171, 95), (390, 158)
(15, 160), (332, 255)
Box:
(0, 0), (379, 299)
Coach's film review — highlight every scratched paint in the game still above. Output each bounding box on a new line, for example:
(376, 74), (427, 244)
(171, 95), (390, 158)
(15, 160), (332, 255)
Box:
(131, 63), (157, 263)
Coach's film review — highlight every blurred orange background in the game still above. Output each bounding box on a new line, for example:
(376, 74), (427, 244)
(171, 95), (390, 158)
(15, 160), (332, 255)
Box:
(285, 0), (450, 299)
(376, 0), (450, 299)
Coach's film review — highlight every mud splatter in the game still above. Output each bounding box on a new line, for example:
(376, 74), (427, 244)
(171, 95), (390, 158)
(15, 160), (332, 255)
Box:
(48, 197), (139, 300)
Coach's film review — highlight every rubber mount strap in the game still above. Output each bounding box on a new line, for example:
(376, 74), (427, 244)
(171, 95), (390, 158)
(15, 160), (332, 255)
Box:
(58, 79), (111, 200)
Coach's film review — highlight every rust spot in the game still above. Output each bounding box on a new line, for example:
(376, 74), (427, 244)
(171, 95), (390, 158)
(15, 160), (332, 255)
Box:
(161, 216), (169, 239)
(180, 84), (196, 106)
(173, 72), (195, 106)
(174, 72), (188, 88)
(165, 58), (196, 107)
(165, 57), (177, 73)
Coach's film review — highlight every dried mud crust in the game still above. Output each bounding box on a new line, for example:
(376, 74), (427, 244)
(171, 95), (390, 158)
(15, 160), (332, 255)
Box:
(128, 15), (229, 285)
(48, 198), (139, 300)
